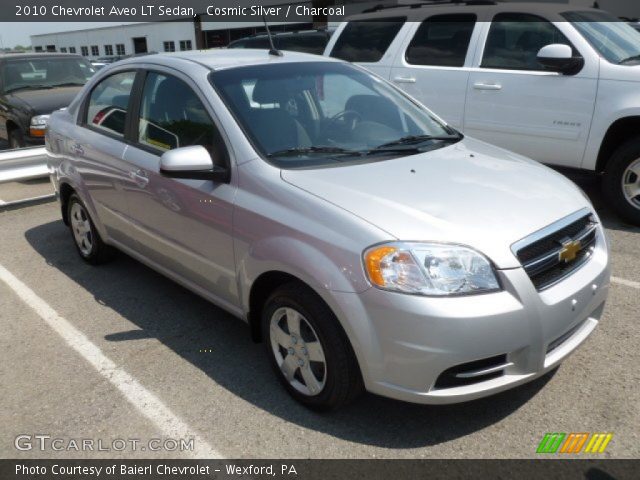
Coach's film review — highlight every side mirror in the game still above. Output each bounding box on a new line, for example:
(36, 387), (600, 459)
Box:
(537, 44), (584, 75)
(160, 145), (230, 183)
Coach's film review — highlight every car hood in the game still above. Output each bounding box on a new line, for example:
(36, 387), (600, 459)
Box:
(5, 86), (81, 116)
(281, 137), (592, 269)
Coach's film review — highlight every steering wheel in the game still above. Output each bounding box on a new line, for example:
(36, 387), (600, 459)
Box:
(328, 109), (362, 131)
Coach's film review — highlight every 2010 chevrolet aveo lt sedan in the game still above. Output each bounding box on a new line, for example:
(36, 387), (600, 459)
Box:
(46, 50), (610, 411)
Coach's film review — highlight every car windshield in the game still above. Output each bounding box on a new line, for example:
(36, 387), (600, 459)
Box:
(563, 11), (640, 64)
(210, 62), (458, 168)
(2, 57), (95, 93)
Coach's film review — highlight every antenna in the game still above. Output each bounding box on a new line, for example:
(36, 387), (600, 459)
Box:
(262, 14), (283, 57)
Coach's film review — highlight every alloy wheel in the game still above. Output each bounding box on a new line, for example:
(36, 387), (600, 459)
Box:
(269, 307), (327, 396)
(622, 158), (640, 209)
(70, 202), (93, 256)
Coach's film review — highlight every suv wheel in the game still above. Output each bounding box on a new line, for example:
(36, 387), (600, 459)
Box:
(8, 129), (25, 149)
(67, 194), (114, 264)
(262, 282), (363, 411)
(603, 138), (640, 225)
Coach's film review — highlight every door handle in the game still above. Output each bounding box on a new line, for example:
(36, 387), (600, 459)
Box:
(393, 76), (417, 84)
(473, 82), (502, 91)
(129, 169), (149, 188)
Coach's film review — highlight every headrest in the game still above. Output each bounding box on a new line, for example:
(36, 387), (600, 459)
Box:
(252, 78), (286, 104)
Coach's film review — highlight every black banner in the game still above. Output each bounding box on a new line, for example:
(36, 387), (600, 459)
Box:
(4, 0), (361, 22)
(0, 460), (638, 480)
(2, 0), (637, 23)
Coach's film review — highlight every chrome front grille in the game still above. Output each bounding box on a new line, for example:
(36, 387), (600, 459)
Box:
(513, 209), (597, 291)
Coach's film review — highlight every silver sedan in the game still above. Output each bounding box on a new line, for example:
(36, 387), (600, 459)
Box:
(46, 49), (610, 410)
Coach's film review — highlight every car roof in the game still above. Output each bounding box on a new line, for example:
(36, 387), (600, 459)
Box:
(0, 53), (84, 60)
(114, 49), (341, 71)
(349, 1), (599, 21)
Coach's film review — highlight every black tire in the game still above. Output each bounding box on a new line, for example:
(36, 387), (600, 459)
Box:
(8, 129), (25, 149)
(262, 282), (364, 411)
(67, 194), (114, 264)
(602, 138), (640, 225)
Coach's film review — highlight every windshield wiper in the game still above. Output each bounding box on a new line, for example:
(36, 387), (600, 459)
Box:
(5, 84), (54, 93)
(370, 134), (462, 152)
(266, 146), (363, 158)
(50, 82), (86, 87)
(619, 54), (640, 65)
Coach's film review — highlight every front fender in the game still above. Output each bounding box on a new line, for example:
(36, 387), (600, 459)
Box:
(237, 236), (371, 314)
(2, 109), (28, 136)
(583, 77), (640, 170)
(236, 236), (374, 383)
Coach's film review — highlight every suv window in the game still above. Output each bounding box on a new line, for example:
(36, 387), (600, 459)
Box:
(330, 18), (405, 63)
(279, 33), (330, 55)
(564, 10), (640, 65)
(138, 72), (226, 160)
(86, 71), (136, 137)
(406, 14), (477, 67)
(482, 13), (573, 71)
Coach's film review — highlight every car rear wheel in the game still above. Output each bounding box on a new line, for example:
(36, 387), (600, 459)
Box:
(67, 194), (113, 264)
(262, 282), (363, 411)
(602, 138), (640, 225)
(8, 129), (25, 149)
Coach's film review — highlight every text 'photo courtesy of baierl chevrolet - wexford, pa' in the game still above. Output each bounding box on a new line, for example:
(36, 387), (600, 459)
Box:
(0, 1), (639, 479)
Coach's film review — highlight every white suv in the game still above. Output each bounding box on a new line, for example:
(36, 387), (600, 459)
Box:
(325, 1), (640, 225)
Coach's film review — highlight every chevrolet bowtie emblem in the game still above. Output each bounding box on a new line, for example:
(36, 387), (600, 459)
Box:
(559, 240), (582, 263)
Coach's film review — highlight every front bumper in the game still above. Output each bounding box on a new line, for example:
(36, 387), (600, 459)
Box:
(331, 227), (610, 404)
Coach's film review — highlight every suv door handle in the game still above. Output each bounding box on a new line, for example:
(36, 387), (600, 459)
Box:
(393, 76), (417, 84)
(474, 82), (502, 91)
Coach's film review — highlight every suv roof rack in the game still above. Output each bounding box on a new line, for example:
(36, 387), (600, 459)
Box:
(362, 0), (498, 14)
(244, 28), (330, 39)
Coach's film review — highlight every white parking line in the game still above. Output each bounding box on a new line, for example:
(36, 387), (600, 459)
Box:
(0, 198), (6, 206)
(612, 276), (640, 290)
(0, 264), (222, 459)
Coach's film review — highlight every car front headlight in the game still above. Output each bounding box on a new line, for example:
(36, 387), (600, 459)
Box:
(30, 115), (50, 127)
(364, 242), (500, 296)
(30, 115), (50, 137)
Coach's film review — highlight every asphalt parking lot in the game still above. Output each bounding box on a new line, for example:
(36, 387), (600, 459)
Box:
(1, 173), (639, 459)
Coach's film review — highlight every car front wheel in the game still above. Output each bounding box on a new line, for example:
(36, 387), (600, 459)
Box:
(603, 138), (640, 225)
(8, 129), (25, 149)
(262, 282), (363, 411)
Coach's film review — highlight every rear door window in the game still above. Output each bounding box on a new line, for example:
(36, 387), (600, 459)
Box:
(85, 71), (136, 137)
(330, 18), (406, 63)
(405, 14), (477, 67)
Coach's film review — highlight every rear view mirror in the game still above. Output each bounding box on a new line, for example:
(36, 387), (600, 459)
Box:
(537, 44), (584, 75)
(160, 145), (230, 183)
